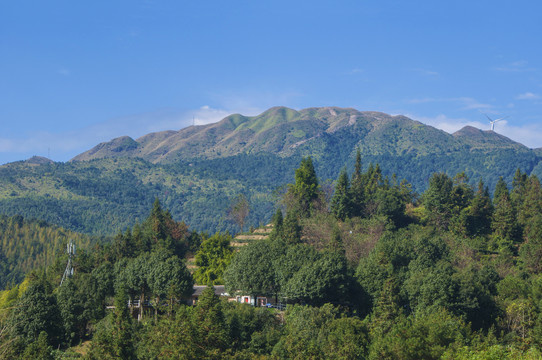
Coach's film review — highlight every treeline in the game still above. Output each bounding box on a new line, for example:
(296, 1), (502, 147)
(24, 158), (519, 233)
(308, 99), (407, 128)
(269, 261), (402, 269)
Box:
(2, 154), (542, 358)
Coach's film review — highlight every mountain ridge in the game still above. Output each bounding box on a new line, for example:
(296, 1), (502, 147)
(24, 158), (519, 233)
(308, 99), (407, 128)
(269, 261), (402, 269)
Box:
(2, 106), (542, 236)
(72, 106), (529, 164)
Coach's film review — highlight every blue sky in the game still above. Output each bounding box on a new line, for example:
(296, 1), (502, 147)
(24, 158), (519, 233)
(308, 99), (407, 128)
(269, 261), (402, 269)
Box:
(1, 0), (542, 165)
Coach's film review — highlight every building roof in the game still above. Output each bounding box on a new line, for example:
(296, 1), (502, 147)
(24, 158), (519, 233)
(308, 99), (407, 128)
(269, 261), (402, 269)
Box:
(192, 285), (227, 297)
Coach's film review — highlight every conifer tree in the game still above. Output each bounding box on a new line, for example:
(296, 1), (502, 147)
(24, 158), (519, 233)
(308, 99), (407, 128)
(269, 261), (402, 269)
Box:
(511, 168), (528, 209)
(466, 179), (494, 237)
(287, 157), (320, 217)
(21, 331), (53, 360)
(493, 176), (509, 205)
(350, 149), (366, 217)
(283, 210), (302, 245)
(518, 175), (542, 240)
(268, 209), (284, 241)
(424, 173), (454, 230)
(492, 180), (519, 247)
(111, 288), (134, 360)
(331, 168), (352, 221)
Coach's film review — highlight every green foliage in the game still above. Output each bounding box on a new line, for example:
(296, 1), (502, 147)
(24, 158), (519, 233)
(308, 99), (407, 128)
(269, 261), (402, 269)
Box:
(228, 194), (250, 233)
(350, 148), (366, 218)
(331, 167), (351, 221)
(87, 289), (135, 360)
(3, 134), (542, 358)
(282, 251), (349, 306)
(286, 157), (320, 217)
(424, 173), (455, 230)
(0, 214), (97, 289)
(369, 308), (470, 360)
(194, 233), (234, 285)
(224, 239), (283, 298)
(8, 275), (63, 347)
(281, 210), (302, 245)
(273, 304), (369, 360)
(21, 331), (53, 360)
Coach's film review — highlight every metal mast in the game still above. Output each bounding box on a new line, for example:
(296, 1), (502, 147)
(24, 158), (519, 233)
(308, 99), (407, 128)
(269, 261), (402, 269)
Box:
(60, 240), (76, 286)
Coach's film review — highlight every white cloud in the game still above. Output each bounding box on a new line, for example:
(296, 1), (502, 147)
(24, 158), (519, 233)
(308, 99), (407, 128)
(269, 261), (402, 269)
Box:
(516, 92), (541, 100)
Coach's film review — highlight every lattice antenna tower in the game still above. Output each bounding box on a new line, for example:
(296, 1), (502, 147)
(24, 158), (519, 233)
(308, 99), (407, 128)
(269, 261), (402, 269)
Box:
(60, 239), (76, 286)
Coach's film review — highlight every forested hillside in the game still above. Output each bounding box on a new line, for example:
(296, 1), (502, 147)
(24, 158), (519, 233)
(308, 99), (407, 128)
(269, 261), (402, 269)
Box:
(1, 107), (542, 237)
(0, 215), (99, 289)
(2, 154), (542, 359)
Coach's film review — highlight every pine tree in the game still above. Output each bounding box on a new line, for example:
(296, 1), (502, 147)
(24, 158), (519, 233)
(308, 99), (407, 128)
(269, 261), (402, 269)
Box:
(492, 180), (519, 247)
(268, 209), (284, 241)
(350, 149), (366, 217)
(493, 196), (519, 251)
(518, 175), (542, 239)
(283, 210), (302, 245)
(424, 173), (454, 230)
(331, 168), (352, 221)
(112, 288), (134, 360)
(21, 331), (53, 360)
(493, 176), (509, 205)
(287, 157), (320, 217)
(466, 179), (494, 237)
(511, 168), (528, 209)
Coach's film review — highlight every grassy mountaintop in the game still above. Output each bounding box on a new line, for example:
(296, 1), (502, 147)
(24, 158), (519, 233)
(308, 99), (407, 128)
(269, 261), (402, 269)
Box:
(74, 107), (496, 163)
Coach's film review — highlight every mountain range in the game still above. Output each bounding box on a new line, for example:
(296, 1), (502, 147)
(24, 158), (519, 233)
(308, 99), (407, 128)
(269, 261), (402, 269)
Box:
(1, 106), (541, 235)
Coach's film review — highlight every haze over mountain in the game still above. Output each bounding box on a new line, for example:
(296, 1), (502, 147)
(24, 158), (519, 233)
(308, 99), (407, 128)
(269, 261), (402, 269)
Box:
(1, 106), (541, 235)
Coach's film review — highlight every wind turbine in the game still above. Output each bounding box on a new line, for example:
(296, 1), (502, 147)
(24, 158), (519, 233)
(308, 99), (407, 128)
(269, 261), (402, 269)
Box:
(485, 114), (509, 131)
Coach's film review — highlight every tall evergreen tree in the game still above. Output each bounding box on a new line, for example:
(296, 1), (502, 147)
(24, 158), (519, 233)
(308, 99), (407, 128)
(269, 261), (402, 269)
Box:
(331, 168), (352, 221)
(424, 173), (454, 230)
(268, 208), (284, 241)
(511, 168), (528, 209)
(518, 175), (542, 240)
(282, 210), (302, 245)
(287, 157), (320, 217)
(466, 179), (494, 237)
(493, 176), (509, 205)
(350, 149), (366, 217)
(492, 180), (519, 248)
(111, 288), (135, 360)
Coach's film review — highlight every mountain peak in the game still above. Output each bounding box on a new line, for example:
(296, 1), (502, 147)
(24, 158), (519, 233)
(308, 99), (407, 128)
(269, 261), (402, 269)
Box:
(72, 136), (140, 161)
(25, 156), (54, 165)
(453, 125), (525, 150)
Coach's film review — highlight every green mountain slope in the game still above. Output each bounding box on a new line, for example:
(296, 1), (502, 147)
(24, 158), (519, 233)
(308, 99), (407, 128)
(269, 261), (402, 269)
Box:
(1, 107), (542, 236)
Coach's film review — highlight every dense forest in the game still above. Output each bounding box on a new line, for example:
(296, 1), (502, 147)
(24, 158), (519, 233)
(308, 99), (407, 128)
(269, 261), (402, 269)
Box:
(2, 152), (542, 359)
(0, 216), (101, 289)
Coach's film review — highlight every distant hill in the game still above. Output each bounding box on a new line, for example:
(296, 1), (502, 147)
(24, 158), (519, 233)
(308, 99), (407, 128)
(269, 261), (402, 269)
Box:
(1, 106), (542, 236)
